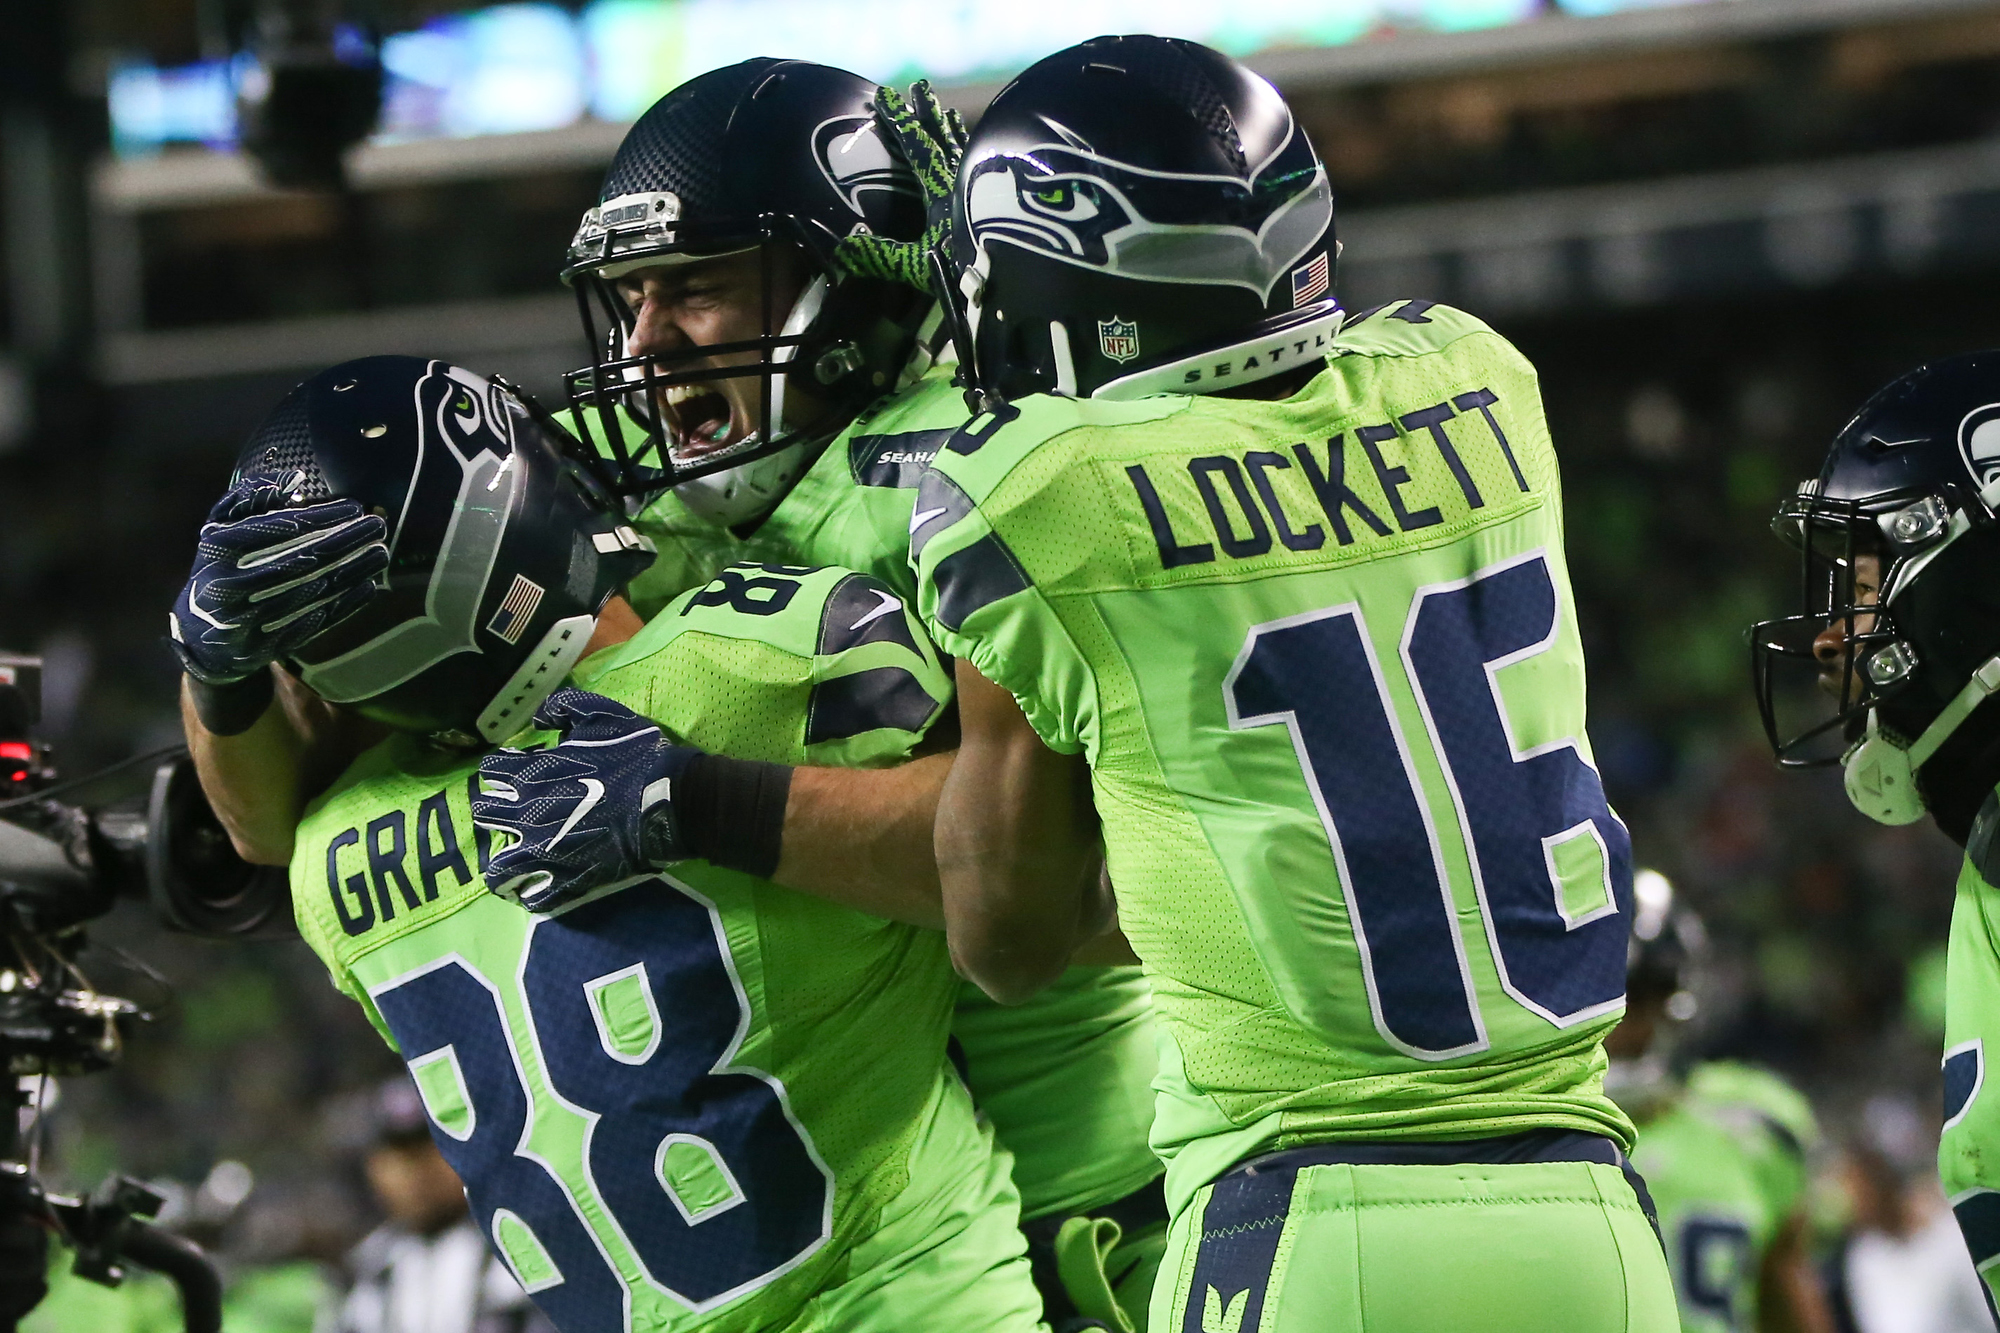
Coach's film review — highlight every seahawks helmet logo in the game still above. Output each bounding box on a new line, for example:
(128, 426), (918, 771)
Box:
(961, 132), (1333, 301)
(1960, 403), (2000, 491)
(812, 115), (916, 220)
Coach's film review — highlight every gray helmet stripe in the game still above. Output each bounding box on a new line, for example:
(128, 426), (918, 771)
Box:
(969, 152), (1333, 301)
(301, 450), (517, 703)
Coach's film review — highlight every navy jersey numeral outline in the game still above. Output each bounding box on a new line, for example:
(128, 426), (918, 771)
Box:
(1224, 548), (1630, 1061)
(369, 873), (834, 1327)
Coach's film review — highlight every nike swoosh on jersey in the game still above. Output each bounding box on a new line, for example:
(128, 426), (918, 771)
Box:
(548, 778), (605, 849)
(909, 505), (949, 535)
(848, 588), (903, 631)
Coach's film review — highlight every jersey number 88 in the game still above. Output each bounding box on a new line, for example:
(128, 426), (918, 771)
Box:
(371, 882), (831, 1329)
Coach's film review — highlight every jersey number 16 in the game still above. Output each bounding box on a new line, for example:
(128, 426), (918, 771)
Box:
(1225, 550), (1631, 1060)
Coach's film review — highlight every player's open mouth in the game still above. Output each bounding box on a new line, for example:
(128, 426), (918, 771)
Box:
(662, 380), (743, 461)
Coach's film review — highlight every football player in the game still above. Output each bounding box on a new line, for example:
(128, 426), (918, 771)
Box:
(903, 35), (1678, 1331)
(1608, 871), (1832, 1333)
(200, 354), (1047, 1332)
(1749, 349), (2000, 1317)
(516, 60), (1168, 1330)
(174, 61), (1164, 1331)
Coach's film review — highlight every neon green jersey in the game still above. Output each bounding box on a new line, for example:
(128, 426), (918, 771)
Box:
(912, 301), (1636, 1213)
(625, 368), (968, 617)
(1620, 1064), (1815, 1333)
(290, 566), (973, 1332)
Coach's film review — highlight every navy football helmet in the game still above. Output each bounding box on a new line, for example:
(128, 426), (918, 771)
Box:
(1752, 350), (2000, 839)
(246, 356), (654, 747)
(561, 59), (945, 525)
(943, 35), (1342, 404)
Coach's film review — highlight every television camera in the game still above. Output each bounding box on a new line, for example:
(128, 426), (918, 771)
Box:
(0, 653), (291, 1333)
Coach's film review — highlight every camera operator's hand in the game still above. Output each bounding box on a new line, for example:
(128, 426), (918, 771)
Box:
(472, 689), (703, 913)
(170, 469), (388, 688)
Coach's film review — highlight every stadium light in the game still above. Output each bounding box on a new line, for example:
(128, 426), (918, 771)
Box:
(109, 0), (1722, 157)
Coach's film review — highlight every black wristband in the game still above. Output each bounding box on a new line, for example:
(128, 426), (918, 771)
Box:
(187, 670), (275, 737)
(674, 753), (793, 879)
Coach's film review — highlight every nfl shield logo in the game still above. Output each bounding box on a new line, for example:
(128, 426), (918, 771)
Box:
(1097, 317), (1140, 364)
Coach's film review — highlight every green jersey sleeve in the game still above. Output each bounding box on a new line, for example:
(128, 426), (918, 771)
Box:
(1685, 1061), (1819, 1220)
(287, 563), (963, 1332)
(574, 561), (951, 769)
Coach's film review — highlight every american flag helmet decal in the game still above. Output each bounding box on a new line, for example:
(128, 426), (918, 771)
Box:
(487, 574), (546, 645)
(1291, 251), (1330, 308)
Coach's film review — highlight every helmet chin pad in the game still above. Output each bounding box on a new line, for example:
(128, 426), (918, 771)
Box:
(676, 441), (812, 526)
(1846, 654), (2000, 825)
(1843, 728), (1929, 825)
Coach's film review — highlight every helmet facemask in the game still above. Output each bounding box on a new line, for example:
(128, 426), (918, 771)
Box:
(564, 223), (840, 507)
(1752, 477), (2000, 824)
(1749, 484), (1910, 769)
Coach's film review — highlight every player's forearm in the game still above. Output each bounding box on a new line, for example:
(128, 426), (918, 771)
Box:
(1760, 1212), (1836, 1333)
(1069, 863), (1141, 966)
(933, 711), (1106, 1001)
(772, 754), (953, 930)
(935, 802), (1105, 1002)
(181, 669), (373, 865)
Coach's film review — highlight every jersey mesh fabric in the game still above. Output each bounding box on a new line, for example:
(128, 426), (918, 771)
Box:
(290, 566), (971, 1331)
(914, 303), (1635, 1215)
(1932, 804), (2000, 1313)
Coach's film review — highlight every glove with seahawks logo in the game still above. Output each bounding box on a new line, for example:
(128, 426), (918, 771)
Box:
(833, 79), (966, 292)
(472, 688), (701, 913)
(170, 469), (388, 686)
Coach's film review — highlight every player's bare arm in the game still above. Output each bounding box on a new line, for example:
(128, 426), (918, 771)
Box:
(934, 658), (1110, 1004)
(471, 675), (957, 930)
(1759, 1210), (1836, 1333)
(775, 754), (955, 929)
(181, 668), (379, 864)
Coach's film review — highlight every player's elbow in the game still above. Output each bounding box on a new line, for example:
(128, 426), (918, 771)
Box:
(948, 931), (1068, 1005)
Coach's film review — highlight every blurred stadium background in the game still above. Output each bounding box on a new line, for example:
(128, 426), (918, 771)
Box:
(2, 0), (1996, 1323)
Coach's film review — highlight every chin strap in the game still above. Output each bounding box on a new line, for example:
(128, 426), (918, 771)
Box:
(1845, 653), (2000, 824)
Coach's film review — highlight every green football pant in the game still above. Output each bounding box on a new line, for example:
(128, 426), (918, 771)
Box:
(1151, 1151), (1676, 1332)
(1937, 864), (2000, 1320)
(957, 965), (1165, 1329)
(954, 966), (1163, 1220)
(802, 1071), (1048, 1331)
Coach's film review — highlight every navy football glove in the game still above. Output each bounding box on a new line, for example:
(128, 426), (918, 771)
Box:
(169, 469), (388, 686)
(472, 688), (701, 912)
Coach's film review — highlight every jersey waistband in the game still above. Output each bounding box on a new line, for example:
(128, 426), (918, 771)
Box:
(1231, 1128), (1627, 1175)
(1226, 1129), (1662, 1243)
